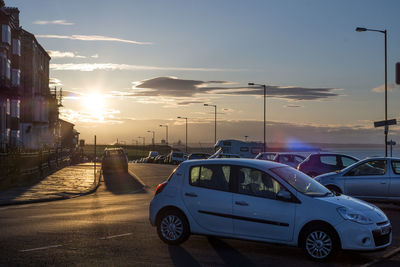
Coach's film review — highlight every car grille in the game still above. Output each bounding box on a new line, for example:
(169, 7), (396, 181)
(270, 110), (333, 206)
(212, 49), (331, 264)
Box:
(372, 229), (391, 247)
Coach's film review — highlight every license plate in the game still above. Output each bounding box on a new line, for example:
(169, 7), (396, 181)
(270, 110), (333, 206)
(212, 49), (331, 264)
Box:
(381, 225), (391, 235)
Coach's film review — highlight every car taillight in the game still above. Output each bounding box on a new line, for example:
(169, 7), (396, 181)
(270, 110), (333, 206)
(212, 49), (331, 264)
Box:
(155, 182), (168, 195)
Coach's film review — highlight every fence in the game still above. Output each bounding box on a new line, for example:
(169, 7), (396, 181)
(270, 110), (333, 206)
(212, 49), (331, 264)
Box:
(0, 148), (71, 180)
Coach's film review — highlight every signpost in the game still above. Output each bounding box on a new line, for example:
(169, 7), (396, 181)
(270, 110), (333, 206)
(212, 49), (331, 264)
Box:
(387, 140), (396, 157)
(374, 119), (397, 157)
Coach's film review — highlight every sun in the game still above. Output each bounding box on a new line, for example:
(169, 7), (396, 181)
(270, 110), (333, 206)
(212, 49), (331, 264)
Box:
(81, 92), (107, 113)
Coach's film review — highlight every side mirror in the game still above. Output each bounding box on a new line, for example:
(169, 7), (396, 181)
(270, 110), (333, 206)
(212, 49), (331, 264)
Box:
(276, 190), (292, 202)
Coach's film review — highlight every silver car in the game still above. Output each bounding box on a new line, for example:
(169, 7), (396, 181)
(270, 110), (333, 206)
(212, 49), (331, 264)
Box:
(315, 157), (400, 202)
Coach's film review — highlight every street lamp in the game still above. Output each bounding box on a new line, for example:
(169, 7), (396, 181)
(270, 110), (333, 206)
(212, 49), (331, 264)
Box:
(248, 82), (267, 152)
(355, 27), (388, 156)
(204, 103), (217, 147)
(159, 124), (168, 145)
(147, 130), (155, 146)
(177, 116), (188, 153)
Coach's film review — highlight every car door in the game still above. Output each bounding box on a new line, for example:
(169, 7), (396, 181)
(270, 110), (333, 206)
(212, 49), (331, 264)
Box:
(232, 166), (296, 242)
(389, 160), (400, 197)
(182, 164), (233, 234)
(319, 155), (340, 173)
(343, 159), (389, 198)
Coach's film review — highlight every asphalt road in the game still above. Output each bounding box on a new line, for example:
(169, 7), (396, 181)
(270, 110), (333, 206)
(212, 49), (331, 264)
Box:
(0, 163), (399, 266)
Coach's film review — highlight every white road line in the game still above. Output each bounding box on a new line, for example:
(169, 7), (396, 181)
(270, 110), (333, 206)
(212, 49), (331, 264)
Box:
(127, 169), (147, 188)
(20, 244), (62, 252)
(99, 232), (133, 240)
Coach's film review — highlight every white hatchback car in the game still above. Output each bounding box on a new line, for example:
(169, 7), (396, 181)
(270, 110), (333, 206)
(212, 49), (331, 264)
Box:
(149, 159), (391, 260)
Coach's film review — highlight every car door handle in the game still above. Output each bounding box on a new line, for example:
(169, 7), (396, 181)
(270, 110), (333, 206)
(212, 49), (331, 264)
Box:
(185, 192), (198, 197)
(235, 201), (248, 206)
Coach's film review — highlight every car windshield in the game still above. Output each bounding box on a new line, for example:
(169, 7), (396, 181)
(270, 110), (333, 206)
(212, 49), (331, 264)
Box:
(270, 166), (332, 197)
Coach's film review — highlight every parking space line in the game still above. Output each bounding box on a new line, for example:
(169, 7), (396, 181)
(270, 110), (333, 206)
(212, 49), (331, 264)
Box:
(20, 244), (62, 252)
(99, 232), (133, 240)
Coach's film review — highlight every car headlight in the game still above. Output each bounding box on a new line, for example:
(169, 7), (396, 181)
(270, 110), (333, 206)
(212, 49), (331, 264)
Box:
(337, 207), (373, 225)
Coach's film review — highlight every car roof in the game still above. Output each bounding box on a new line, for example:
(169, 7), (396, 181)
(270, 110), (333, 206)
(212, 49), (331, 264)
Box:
(309, 152), (358, 158)
(181, 158), (286, 169)
(104, 147), (124, 151)
(359, 156), (400, 161)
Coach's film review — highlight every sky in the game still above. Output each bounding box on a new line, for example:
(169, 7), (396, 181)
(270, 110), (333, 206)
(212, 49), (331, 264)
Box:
(9, 0), (400, 146)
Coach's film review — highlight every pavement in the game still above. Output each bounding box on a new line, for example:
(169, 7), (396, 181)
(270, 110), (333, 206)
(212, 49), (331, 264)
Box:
(0, 163), (101, 206)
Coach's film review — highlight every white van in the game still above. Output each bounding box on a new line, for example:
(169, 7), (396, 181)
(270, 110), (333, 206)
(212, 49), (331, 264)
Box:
(214, 139), (263, 158)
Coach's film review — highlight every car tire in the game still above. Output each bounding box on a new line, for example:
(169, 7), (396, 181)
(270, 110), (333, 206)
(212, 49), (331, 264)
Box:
(326, 185), (342, 195)
(157, 210), (190, 245)
(301, 225), (338, 261)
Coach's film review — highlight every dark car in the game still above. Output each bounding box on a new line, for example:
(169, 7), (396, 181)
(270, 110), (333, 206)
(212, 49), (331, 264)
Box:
(187, 152), (211, 160)
(297, 153), (359, 177)
(101, 147), (128, 173)
(255, 152), (278, 161)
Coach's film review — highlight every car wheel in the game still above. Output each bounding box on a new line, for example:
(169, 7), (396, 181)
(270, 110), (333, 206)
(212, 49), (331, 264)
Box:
(157, 210), (190, 245)
(326, 185), (342, 195)
(302, 226), (338, 261)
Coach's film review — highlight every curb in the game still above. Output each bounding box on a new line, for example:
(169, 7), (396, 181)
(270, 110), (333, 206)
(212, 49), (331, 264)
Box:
(0, 169), (102, 207)
(127, 169), (148, 189)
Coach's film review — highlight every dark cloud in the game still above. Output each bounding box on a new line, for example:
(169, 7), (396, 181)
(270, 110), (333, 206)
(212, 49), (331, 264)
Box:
(130, 76), (341, 101)
(176, 100), (205, 105)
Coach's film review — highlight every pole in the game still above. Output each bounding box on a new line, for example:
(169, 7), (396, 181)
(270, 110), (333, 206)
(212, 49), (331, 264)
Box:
(185, 118), (188, 153)
(166, 126), (168, 145)
(384, 30), (388, 157)
(94, 135), (96, 182)
(214, 105), (217, 147)
(263, 84), (266, 152)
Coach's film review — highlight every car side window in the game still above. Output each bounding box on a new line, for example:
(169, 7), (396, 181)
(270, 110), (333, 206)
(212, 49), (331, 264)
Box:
(347, 160), (386, 176)
(391, 161), (400, 175)
(341, 156), (357, 168)
(190, 165), (230, 191)
(320, 156), (338, 166)
(237, 167), (282, 199)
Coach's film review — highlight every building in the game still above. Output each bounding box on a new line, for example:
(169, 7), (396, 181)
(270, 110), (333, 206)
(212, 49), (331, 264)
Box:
(20, 29), (53, 149)
(0, 1), (21, 151)
(59, 119), (78, 150)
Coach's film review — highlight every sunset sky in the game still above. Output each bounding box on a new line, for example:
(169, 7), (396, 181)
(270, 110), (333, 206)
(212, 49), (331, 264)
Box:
(11, 0), (400, 145)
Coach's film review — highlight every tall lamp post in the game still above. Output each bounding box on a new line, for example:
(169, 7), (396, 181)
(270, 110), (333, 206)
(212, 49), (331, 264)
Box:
(248, 82), (267, 152)
(204, 103), (217, 147)
(159, 124), (168, 145)
(147, 130), (155, 146)
(177, 116), (188, 153)
(356, 27), (388, 156)
(138, 136), (145, 146)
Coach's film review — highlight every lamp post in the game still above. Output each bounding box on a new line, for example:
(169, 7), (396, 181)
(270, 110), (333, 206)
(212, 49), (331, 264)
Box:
(159, 124), (168, 145)
(248, 82), (266, 152)
(177, 116), (188, 153)
(204, 103), (217, 147)
(356, 27), (388, 156)
(147, 130), (155, 146)
(138, 136), (145, 146)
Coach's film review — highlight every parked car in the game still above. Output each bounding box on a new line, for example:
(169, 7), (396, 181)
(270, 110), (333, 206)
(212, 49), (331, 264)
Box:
(187, 153), (211, 160)
(150, 159), (391, 261)
(165, 151), (186, 165)
(273, 153), (306, 168)
(298, 153), (359, 177)
(154, 155), (166, 164)
(101, 147), (128, 173)
(145, 151), (159, 163)
(315, 157), (400, 202)
(255, 152), (277, 161)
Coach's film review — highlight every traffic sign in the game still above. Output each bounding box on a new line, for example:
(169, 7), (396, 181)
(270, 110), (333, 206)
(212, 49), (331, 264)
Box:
(374, 119), (397, 128)
(387, 140), (396, 146)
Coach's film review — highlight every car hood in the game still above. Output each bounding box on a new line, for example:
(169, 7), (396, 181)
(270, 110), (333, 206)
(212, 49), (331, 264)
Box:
(316, 194), (388, 222)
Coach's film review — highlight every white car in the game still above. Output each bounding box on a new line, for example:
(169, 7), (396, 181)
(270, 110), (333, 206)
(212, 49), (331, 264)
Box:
(149, 159), (391, 260)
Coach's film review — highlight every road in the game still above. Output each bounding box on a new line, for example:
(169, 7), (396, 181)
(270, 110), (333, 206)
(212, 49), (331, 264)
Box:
(0, 163), (399, 266)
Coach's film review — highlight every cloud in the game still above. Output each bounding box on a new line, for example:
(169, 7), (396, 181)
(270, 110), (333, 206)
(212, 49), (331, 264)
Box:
(284, 105), (303, 108)
(60, 107), (123, 124)
(36, 34), (152, 45)
(371, 83), (399, 93)
(128, 76), (341, 101)
(33, 20), (74, 25)
(47, 50), (86, 58)
(49, 77), (63, 87)
(50, 63), (240, 72)
(91, 54), (99, 58)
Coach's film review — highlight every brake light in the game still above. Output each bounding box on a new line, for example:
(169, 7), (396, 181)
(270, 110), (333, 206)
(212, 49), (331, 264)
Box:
(155, 182), (168, 195)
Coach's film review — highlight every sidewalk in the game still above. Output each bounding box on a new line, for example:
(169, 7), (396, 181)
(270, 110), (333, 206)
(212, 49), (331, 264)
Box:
(0, 163), (101, 206)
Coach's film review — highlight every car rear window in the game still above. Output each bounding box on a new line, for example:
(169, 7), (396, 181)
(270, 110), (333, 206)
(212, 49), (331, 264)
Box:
(172, 152), (183, 157)
(320, 156), (337, 166)
(391, 161), (400, 175)
(190, 165), (230, 191)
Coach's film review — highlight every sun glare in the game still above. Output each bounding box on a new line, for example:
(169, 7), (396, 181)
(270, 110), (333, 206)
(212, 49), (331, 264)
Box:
(81, 92), (107, 114)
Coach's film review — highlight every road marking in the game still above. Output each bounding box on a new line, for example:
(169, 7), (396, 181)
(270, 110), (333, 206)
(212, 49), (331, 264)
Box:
(20, 244), (62, 252)
(99, 232), (133, 240)
(361, 246), (400, 267)
(127, 169), (148, 188)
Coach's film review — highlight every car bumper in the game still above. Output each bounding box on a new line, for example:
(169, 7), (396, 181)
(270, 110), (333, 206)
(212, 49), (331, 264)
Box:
(336, 220), (392, 251)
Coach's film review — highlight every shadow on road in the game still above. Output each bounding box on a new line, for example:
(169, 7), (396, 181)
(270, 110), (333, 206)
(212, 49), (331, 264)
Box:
(103, 171), (145, 194)
(207, 236), (257, 267)
(168, 245), (201, 267)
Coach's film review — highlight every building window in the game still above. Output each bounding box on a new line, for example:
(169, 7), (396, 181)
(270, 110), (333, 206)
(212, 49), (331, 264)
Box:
(12, 39), (20, 56)
(10, 99), (20, 118)
(11, 69), (20, 86)
(1, 25), (11, 45)
(5, 59), (10, 80)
